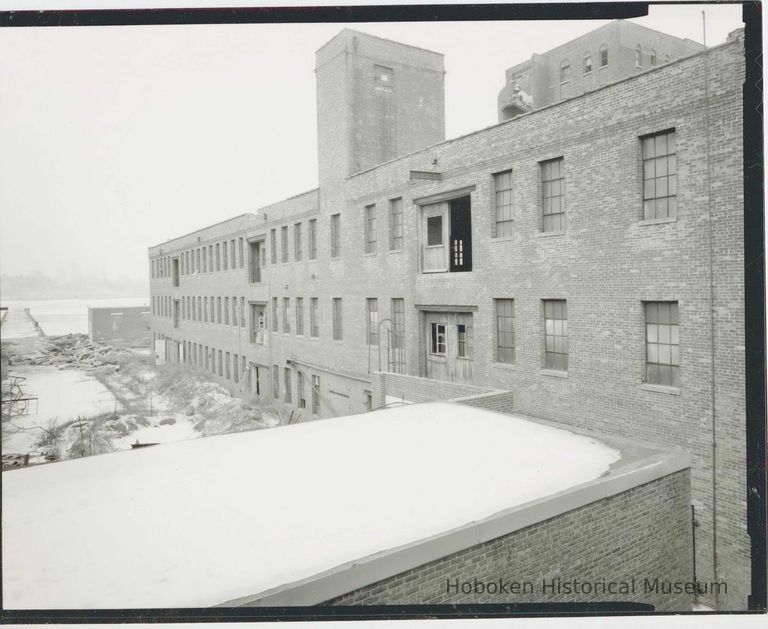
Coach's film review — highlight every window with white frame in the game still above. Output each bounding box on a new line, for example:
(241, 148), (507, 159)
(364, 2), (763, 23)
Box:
(644, 301), (680, 387)
(493, 170), (513, 237)
(495, 299), (515, 363)
(642, 129), (677, 219)
(543, 299), (568, 371)
(364, 204), (377, 254)
(389, 197), (403, 250)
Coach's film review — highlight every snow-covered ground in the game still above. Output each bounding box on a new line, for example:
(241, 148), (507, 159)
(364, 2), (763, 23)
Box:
(1, 309), (40, 339)
(3, 297), (148, 336)
(3, 402), (620, 609)
(2, 366), (117, 454)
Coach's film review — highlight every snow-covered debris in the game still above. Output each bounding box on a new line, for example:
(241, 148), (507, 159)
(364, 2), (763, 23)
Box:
(3, 402), (620, 609)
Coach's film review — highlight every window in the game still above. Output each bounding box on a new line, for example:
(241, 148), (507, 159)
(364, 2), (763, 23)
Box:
(215, 243), (221, 271)
(645, 302), (680, 387)
(332, 298), (343, 340)
(391, 298), (405, 373)
(208, 245), (213, 271)
(560, 59), (570, 83)
(238, 237), (244, 268)
(295, 297), (304, 335)
(635, 44), (642, 67)
(366, 298), (378, 345)
(204, 296), (209, 322)
(294, 223), (303, 261)
(204, 346), (209, 370)
(283, 297), (290, 333)
(298, 371), (306, 408)
(642, 130), (677, 219)
(330, 213), (341, 258)
(222, 241), (228, 270)
(650, 49), (657, 66)
(430, 323), (446, 355)
(308, 219), (317, 259)
(272, 297), (278, 332)
(388, 198), (403, 250)
(600, 44), (608, 67)
(311, 374), (320, 414)
(427, 215), (443, 246)
(230, 240), (236, 269)
(224, 297), (229, 325)
(196, 249), (201, 273)
(364, 204), (377, 254)
(225, 352), (231, 380)
(249, 240), (262, 283)
(457, 324), (468, 358)
(272, 365), (279, 399)
(493, 170), (514, 237)
(583, 51), (592, 74)
(240, 297), (245, 328)
(495, 299), (515, 363)
(250, 304), (266, 344)
(218, 350), (223, 376)
(541, 157), (565, 232)
(281, 226), (289, 263)
(232, 296), (237, 327)
(217, 297), (222, 324)
(310, 298), (319, 337)
(284, 367), (292, 403)
(172, 258), (180, 287)
(543, 300), (568, 371)
(233, 354), (239, 383)
(270, 229), (277, 264)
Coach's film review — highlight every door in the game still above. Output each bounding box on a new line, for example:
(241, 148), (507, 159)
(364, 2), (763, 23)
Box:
(422, 202), (449, 272)
(249, 362), (261, 396)
(423, 311), (474, 383)
(449, 197), (472, 272)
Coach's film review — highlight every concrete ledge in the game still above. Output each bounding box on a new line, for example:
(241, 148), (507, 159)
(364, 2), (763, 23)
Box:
(218, 424), (690, 607)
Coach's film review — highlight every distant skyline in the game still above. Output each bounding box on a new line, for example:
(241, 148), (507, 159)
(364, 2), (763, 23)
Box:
(0, 3), (744, 284)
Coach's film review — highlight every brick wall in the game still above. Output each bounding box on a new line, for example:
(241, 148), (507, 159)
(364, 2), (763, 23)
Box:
(372, 372), (499, 408)
(327, 470), (693, 612)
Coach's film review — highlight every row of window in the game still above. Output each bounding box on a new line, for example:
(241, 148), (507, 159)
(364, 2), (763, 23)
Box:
(152, 294), (248, 330)
(487, 298), (680, 387)
(271, 364), (323, 415)
(492, 128), (677, 235)
(559, 44), (671, 82)
(151, 237), (246, 281)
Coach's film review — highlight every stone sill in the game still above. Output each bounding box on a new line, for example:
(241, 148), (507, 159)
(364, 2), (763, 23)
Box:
(540, 369), (568, 379)
(537, 230), (566, 238)
(639, 216), (677, 226)
(491, 361), (517, 371)
(640, 383), (681, 396)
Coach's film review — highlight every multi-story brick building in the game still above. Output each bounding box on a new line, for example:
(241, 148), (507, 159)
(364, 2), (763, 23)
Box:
(148, 24), (747, 609)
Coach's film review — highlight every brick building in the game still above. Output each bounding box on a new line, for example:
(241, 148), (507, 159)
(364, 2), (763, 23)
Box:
(148, 24), (747, 609)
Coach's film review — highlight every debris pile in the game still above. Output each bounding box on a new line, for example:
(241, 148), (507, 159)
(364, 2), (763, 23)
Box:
(11, 334), (132, 370)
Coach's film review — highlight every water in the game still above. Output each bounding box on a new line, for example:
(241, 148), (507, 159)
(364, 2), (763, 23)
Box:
(2, 297), (148, 337)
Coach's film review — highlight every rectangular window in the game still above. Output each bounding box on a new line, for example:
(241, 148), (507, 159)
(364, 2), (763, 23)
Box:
(208, 245), (213, 272)
(272, 297), (278, 332)
(645, 301), (680, 387)
(281, 226), (289, 263)
(272, 365), (279, 399)
(217, 297), (222, 324)
(230, 240), (236, 269)
(224, 297), (230, 325)
(222, 241), (228, 270)
(495, 298), (515, 363)
(310, 298), (319, 337)
(215, 243), (221, 271)
(284, 367), (292, 403)
(364, 204), (377, 254)
(225, 351), (231, 380)
(311, 375), (320, 414)
(330, 213), (341, 258)
(240, 297), (245, 328)
(238, 237), (244, 268)
(541, 158), (565, 232)
(232, 296), (237, 327)
(218, 350), (223, 376)
(544, 299), (568, 371)
(250, 304), (266, 344)
(391, 298), (406, 372)
(196, 249), (201, 273)
(295, 297), (304, 335)
(204, 345), (209, 371)
(204, 296), (209, 322)
(388, 198), (403, 250)
(493, 170), (514, 237)
(270, 229), (277, 264)
(366, 298), (378, 346)
(233, 354), (239, 383)
(642, 130), (677, 219)
(332, 298), (343, 340)
(294, 223), (303, 261)
(308, 218), (317, 260)
(283, 297), (290, 333)
(298, 371), (306, 408)
(457, 324), (468, 358)
(248, 240), (262, 283)
(430, 323), (446, 355)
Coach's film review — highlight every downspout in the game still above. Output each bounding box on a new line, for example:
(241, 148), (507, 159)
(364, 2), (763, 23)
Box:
(702, 11), (720, 607)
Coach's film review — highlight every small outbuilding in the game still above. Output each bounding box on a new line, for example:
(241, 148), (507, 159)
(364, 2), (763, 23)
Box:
(88, 306), (150, 346)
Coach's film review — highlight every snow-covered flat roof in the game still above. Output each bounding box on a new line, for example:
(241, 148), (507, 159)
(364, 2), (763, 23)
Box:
(2, 402), (686, 609)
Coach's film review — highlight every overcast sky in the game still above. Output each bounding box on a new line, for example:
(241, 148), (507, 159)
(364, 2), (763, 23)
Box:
(0, 3), (744, 284)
